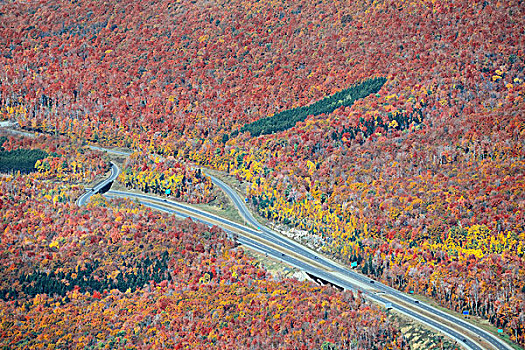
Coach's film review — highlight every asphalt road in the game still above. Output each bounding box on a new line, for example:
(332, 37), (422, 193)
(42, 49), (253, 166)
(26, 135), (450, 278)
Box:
(205, 174), (516, 350)
(75, 162), (120, 206)
(88, 145), (132, 157)
(79, 151), (515, 350)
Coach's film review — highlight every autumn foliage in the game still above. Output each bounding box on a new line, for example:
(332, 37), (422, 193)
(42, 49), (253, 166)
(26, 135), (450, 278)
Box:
(0, 132), (108, 183)
(0, 172), (407, 349)
(119, 152), (215, 204)
(1, 0), (524, 345)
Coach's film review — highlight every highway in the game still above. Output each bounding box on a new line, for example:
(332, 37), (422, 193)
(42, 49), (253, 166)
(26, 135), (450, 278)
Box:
(206, 174), (520, 350)
(80, 149), (516, 350)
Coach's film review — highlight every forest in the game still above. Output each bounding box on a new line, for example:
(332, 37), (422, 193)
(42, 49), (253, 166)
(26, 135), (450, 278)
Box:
(0, 136), (408, 349)
(118, 152), (215, 204)
(0, 0), (524, 347)
(240, 77), (387, 137)
(0, 147), (48, 174)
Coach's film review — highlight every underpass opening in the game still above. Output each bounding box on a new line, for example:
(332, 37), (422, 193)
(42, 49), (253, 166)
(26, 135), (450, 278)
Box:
(306, 272), (344, 291)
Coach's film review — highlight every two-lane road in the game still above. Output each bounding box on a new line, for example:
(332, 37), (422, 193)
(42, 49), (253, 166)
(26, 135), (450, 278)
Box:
(206, 173), (515, 350)
(79, 149), (517, 350)
(106, 190), (486, 350)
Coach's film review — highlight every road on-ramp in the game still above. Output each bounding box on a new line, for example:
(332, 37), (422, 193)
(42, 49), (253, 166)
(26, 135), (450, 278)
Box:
(79, 148), (516, 350)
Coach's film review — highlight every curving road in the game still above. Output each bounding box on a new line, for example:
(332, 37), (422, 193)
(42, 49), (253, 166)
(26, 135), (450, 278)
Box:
(76, 162), (120, 206)
(80, 151), (516, 350)
(205, 173), (516, 350)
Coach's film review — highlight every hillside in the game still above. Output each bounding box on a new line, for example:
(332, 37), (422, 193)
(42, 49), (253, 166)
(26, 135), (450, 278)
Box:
(1, 0), (524, 347)
(0, 135), (407, 349)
